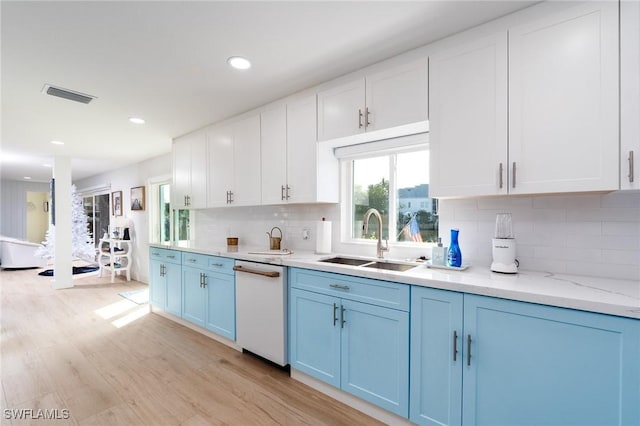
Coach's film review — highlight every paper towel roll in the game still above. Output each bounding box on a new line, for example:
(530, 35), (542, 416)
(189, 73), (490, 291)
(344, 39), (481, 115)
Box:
(316, 220), (332, 254)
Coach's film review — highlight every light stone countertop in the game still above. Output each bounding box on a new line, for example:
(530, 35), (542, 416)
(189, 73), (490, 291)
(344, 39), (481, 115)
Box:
(150, 243), (640, 320)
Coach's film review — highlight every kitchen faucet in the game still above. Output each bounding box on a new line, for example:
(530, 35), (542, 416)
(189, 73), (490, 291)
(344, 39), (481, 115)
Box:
(363, 208), (388, 259)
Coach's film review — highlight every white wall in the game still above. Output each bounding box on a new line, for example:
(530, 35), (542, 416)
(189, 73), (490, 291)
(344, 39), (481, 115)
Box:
(195, 191), (640, 281)
(0, 180), (51, 240)
(74, 153), (172, 283)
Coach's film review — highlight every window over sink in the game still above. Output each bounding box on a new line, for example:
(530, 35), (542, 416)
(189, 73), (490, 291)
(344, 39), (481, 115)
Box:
(339, 136), (438, 245)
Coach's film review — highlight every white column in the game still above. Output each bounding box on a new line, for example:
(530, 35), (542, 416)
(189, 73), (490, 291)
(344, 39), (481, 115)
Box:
(53, 156), (73, 289)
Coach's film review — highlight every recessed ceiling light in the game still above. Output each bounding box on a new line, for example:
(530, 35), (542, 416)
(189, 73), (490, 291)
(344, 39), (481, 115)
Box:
(227, 56), (251, 70)
(51, 140), (64, 145)
(24, 176), (31, 180)
(129, 117), (145, 124)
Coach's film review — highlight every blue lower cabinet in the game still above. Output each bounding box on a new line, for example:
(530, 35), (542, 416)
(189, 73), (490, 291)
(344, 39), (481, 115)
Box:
(340, 299), (409, 416)
(206, 271), (236, 340)
(181, 253), (236, 341)
(410, 287), (463, 426)
(410, 286), (640, 426)
(149, 248), (181, 312)
(290, 288), (341, 387)
(289, 268), (410, 418)
(182, 266), (206, 327)
(462, 295), (640, 426)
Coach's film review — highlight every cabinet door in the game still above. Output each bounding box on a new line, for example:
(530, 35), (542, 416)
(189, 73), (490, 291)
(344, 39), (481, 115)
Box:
(260, 105), (287, 205)
(232, 114), (261, 206)
(365, 58), (428, 132)
(207, 123), (235, 207)
(509, 2), (619, 194)
(149, 259), (166, 309)
(462, 295), (640, 426)
(429, 33), (507, 198)
(172, 135), (191, 208)
(165, 262), (182, 317)
(181, 266), (206, 327)
(205, 271), (236, 340)
(410, 287), (463, 426)
(621, 0), (640, 189)
(340, 299), (409, 417)
(189, 131), (208, 209)
(317, 78), (365, 141)
(286, 95), (319, 203)
(289, 288), (341, 388)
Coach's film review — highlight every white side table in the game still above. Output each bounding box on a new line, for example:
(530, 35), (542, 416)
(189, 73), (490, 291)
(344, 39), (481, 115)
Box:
(98, 238), (132, 283)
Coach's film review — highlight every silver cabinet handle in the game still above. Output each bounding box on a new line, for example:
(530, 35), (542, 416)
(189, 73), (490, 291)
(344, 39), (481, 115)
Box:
(199, 272), (203, 288)
(228, 191), (234, 204)
(152, 252), (160, 256)
(512, 162), (517, 188)
(341, 305), (346, 328)
(453, 330), (458, 362)
(499, 163), (504, 189)
(467, 334), (472, 366)
(233, 265), (280, 278)
(187, 258), (196, 263)
(333, 303), (338, 326)
(202, 273), (207, 288)
(629, 151), (635, 183)
(329, 284), (350, 290)
(281, 185), (286, 201)
(365, 107), (371, 127)
(167, 255), (175, 259)
(358, 109), (364, 128)
(211, 263), (224, 267)
(285, 185), (291, 200)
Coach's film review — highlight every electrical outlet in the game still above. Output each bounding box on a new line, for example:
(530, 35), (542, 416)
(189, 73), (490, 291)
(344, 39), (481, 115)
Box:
(302, 229), (310, 240)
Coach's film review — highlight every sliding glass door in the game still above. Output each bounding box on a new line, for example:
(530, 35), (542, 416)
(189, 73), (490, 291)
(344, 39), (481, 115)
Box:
(83, 193), (110, 246)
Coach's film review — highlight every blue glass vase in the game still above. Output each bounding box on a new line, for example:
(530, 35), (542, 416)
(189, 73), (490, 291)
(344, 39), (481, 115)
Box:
(447, 228), (462, 267)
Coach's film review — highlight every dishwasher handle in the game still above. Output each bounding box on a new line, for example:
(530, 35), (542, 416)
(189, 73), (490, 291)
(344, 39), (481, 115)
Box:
(233, 265), (280, 278)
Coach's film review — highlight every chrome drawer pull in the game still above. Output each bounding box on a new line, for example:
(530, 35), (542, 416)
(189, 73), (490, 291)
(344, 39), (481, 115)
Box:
(187, 258), (197, 263)
(453, 330), (458, 362)
(233, 265), (280, 278)
(329, 284), (350, 290)
(211, 263), (224, 267)
(629, 151), (635, 183)
(333, 303), (338, 326)
(341, 305), (346, 328)
(167, 255), (175, 259)
(467, 334), (472, 366)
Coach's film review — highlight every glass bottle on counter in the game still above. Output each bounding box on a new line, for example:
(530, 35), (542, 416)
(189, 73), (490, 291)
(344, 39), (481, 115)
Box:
(447, 228), (462, 267)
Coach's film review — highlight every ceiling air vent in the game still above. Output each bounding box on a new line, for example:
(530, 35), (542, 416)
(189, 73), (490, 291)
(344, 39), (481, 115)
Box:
(41, 84), (97, 104)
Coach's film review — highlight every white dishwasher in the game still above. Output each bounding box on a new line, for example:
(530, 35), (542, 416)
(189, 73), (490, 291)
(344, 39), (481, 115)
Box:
(233, 260), (288, 366)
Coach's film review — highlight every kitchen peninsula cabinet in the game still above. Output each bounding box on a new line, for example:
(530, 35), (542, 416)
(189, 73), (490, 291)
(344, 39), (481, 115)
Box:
(410, 287), (640, 426)
(172, 129), (207, 208)
(289, 268), (409, 417)
(181, 252), (236, 340)
(430, 2), (619, 197)
(621, 0), (640, 190)
(261, 95), (339, 205)
(149, 248), (181, 315)
(317, 58), (427, 141)
(207, 114), (261, 207)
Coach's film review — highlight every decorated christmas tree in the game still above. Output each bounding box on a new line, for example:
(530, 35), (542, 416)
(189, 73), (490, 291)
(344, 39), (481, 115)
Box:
(36, 185), (95, 261)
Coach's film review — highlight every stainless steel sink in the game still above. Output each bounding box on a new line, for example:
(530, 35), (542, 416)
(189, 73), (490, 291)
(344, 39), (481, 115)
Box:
(319, 256), (372, 267)
(361, 261), (417, 272)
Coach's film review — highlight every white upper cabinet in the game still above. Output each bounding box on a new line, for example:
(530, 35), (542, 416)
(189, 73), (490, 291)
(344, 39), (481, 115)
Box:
(172, 129), (207, 209)
(621, 0), (640, 190)
(429, 33), (508, 198)
(261, 95), (339, 205)
(430, 1), (619, 198)
(317, 58), (428, 141)
(260, 105), (288, 205)
(233, 114), (261, 206)
(508, 1), (619, 194)
(207, 123), (234, 207)
(207, 115), (261, 207)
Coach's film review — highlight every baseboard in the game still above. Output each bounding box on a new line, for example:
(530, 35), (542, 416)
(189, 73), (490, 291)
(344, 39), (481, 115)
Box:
(150, 306), (242, 352)
(290, 369), (414, 426)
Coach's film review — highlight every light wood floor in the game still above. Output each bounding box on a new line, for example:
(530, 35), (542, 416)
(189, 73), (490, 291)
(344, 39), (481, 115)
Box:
(0, 268), (382, 426)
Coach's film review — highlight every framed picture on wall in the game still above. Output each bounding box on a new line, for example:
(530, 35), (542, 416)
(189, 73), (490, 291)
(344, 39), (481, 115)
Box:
(112, 191), (123, 216)
(131, 186), (145, 211)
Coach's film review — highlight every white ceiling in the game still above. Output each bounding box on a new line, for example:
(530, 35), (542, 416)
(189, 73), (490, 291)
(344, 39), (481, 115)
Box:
(1, 1), (535, 183)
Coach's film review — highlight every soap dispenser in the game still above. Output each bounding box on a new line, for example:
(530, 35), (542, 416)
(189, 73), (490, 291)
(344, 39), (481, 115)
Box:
(431, 237), (447, 266)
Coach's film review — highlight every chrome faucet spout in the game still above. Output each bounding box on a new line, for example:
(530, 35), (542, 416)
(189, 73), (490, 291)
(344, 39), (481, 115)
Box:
(363, 208), (388, 259)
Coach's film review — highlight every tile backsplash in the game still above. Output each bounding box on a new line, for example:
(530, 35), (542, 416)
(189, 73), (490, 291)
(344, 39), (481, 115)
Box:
(438, 192), (640, 281)
(195, 191), (640, 281)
